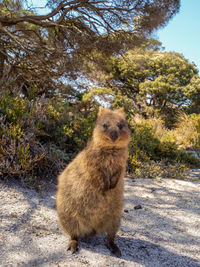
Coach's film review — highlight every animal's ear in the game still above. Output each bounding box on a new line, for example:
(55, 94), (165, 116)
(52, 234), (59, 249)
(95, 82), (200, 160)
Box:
(98, 107), (109, 117)
(115, 107), (125, 117)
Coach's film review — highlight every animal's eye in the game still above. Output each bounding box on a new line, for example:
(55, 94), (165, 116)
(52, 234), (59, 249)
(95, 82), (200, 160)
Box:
(103, 124), (108, 130)
(118, 123), (124, 130)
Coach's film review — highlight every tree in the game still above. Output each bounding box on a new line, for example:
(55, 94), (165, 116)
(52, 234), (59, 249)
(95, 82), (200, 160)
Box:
(84, 47), (200, 126)
(117, 49), (200, 107)
(0, 0), (180, 97)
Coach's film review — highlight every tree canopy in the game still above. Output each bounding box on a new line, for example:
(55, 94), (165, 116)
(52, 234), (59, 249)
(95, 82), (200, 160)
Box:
(113, 49), (200, 107)
(84, 46), (200, 126)
(0, 0), (180, 97)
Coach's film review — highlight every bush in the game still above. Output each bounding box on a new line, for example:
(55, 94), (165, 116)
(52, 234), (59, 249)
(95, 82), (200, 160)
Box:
(0, 93), (98, 187)
(170, 113), (200, 149)
(133, 160), (189, 180)
(128, 116), (200, 177)
(0, 92), (199, 186)
(0, 117), (48, 187)
(0, 94), (26, 123)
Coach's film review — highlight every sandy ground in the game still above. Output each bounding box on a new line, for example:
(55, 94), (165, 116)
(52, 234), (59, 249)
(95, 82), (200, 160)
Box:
(0, 172), (200, 267)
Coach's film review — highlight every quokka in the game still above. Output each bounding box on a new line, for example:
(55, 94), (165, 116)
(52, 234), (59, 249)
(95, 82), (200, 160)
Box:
(56, 107), (130, 257)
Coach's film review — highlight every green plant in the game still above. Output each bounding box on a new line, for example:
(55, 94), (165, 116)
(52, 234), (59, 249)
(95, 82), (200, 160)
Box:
(132, 160), (189, 180)
(128, 115), (200, 177)
(0, 94), (26, 123)
(0, 93), (99, 187)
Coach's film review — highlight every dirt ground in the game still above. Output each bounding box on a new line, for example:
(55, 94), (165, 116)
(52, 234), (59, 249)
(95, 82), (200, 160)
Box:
(0, 171), (200, 267)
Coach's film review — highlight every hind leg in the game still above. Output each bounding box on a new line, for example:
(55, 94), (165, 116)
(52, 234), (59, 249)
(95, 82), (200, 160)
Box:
(106, 233), (121, 257)
(67, 235), (79, 253)
(58, 214), (80, 253)
(106, 220), (121, 257)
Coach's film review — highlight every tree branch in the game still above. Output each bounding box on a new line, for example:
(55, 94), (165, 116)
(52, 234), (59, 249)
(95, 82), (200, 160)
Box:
(0, 24), (29, 52)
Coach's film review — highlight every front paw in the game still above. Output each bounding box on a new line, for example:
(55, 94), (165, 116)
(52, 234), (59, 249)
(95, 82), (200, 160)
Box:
(109, 178), (119, 189)
(103, 177), (110, 191)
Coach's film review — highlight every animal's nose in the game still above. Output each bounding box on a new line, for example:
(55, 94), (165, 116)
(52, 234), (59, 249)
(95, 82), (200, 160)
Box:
(109, 131), (118, 142)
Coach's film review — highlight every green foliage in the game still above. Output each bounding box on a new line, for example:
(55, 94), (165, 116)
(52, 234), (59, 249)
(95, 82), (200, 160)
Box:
(0, 90), (199, 186)
(82, 87), (111, 102)
(130, 122), (160, 162)
(91, 48), (200, 128)
(111, 90), (136, 120)
(0, 0), (180, 100)
(138, 52), (200, 112)
(132, 160), (189, 180)
(0, 94), (26, 123)
(0, 119), (46, 185)
(128, 116), (200, 177)
(0, 92), (98, 186)
(3, 1), (199, 185)
(162, 113), (200, 149)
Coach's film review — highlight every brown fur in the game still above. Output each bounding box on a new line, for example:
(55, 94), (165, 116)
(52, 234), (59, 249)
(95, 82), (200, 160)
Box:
(56, 107), (130, 257)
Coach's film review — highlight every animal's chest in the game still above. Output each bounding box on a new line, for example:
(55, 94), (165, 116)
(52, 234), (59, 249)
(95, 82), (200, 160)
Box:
(98, 152), (124, 175)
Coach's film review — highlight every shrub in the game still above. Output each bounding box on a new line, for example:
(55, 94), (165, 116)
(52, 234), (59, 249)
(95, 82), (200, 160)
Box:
(171, 113), (200, 149)
(0, 92), (199, 186)
(0, 117), (47, 187)
(132, 160), (189, 180)
(0, 94), (26, 123)
(0, 93), (98, 187)
(128, 116), (200, 177)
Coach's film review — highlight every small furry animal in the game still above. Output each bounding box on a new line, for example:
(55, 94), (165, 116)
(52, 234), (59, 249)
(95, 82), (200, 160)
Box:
(56, 107), (130, 257)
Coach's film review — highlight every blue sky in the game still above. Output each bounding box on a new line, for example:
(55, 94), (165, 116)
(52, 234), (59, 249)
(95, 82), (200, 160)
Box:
(157, 0), (200, 72)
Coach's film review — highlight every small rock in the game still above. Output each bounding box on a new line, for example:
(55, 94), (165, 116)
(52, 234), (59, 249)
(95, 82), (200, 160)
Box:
(124, 209), (129, 213)
(134, 204), (142, 210)
(11, 212), (18, 218)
